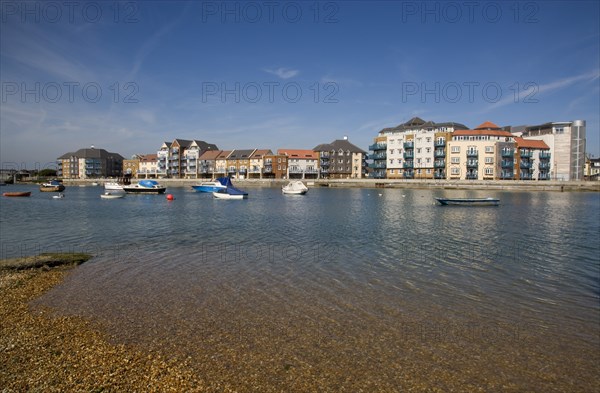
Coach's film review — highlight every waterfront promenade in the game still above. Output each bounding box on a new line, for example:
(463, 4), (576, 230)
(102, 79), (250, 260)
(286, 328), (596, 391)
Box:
(60, 178), (600, 192)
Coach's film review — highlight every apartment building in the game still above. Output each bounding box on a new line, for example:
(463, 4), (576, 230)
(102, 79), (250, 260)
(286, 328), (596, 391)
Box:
(263, 154), (288, 179)
(138, 154), (158, 178)
(249, 149), (273, 179)
(373, 117), (467, 179)
(278, 149), (320, 179)
(447, 122), (516, 180)
(214, 150), (233, 177)
(313, 137), (367, 179)
(520, 120), (586, 180)
(514, 138), (551, 180)
(57, 147), (124, 179)
(157, 139), (218, 179)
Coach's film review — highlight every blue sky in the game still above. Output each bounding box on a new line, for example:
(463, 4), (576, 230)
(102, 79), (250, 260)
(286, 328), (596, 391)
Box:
(1, 0), (599, 169)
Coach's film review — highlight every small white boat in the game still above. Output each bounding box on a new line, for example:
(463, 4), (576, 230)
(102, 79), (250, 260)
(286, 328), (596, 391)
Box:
(282, 181), (308, 195)
(91, 182), (99, 186)
(100, 192), (125, 199)
(52, 193), (65, 199)
(104, 182), (124, 191)
(212, 190), (247, 200)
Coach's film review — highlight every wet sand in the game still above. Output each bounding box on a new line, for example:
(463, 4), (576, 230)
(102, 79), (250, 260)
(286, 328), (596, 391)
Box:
(2, 260), (599, 392)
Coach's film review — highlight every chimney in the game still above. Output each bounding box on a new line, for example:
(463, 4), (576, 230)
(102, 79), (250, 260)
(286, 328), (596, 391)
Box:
(343, 135), (348, 140)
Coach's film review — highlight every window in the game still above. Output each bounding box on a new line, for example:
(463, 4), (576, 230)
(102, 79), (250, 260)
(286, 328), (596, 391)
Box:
(485, 167), (493, 175)
(451, 146), (460, 153)
(426, 158), (431, 163)
(485, 157), (493, 164)
(390, 169), (395, 174)
(390, 159), (394, 164)
(416, 169), (421, 174)
(485, 146), (493, 153)
(451, 167), (460, 175)
(390, 149), (394, 154)
(426, 148), (430, 153)
(278, 158), (281, 163)
(417, 148), (422, 153)
(277, 165), (281, 170)
(451, 157), (460, 164)
(426, 137), (431, 143)
(417, 158), (421, 164)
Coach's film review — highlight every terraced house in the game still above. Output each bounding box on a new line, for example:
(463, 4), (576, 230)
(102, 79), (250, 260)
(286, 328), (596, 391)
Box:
(371, 117), (468, 179)
(157, 139), (218, 178)
(313, 137), (367, 179)
(278, 149), (320, 179)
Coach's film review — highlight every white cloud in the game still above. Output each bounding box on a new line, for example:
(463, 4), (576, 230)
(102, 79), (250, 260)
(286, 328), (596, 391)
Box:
(263, 67), (299, 79)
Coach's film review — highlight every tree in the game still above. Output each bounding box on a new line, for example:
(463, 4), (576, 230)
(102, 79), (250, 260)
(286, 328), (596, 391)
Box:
(38, 169), (57, 177)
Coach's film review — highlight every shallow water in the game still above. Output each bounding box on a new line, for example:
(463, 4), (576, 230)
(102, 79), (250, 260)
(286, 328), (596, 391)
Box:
(2, 184), (599, 390)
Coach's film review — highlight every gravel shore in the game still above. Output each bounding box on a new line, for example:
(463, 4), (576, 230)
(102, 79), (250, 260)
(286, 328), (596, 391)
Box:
(0, 256), (203, 392)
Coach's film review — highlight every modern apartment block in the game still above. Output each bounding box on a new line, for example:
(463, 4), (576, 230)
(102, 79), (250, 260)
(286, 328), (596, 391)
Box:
(520, 120), (586, 180)
(263, 154), (288, 179)
(514, 138), (551, 180)
(278, 149), (320, 179)
(313, 137), (367, 179)
(447, 122), (517, 180)
(57, 147), (124, 179)
(373, 117), (468, 179)
(157, 139), (218, 179)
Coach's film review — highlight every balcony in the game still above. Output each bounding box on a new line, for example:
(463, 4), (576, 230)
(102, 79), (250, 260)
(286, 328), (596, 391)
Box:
(434, 160), (445, 168)
(466, 172), (478, 180)
(434, 149), (445, 158)
(320, 160), (330, 167)
(501, 160), (513, 169)
(403, 152), (414, 159)
(520, 150), (533, 158)
(370, 171), (386, 179)
(500, 171), (513, 179)
(169, 154), (179, 160)
(539, 162), (550, 169)
(369, 143), (387, 151)
(228, 168), (236, 173)
(539, 151), (551, 159)
(467, 160), (478, 168)
(434, 172), (446, 179)
(520, 173), (533, 180)
(501, 149), (514, 158)
(403, 161), (414, 168)
(239, 168), (247, 174)
(434, 140), (446, 147)
(369, 162), (386, 169)
(466, 150), (478, 158)
(263, 166), (272, 173)
(520, 161), (532, 169)
(372, 152), (387, 160)
(538, 173), (550, 180)
(403, 142), (414, 149)
(289, 167), (303, 174)
(403, 171), (414, 179)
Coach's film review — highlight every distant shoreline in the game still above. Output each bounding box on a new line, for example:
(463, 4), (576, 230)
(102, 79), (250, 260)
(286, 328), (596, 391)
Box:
(55, 178), (600, 192)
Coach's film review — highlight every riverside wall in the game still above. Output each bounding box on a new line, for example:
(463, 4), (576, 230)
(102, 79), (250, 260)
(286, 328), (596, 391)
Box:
(60, 178), (600, 192)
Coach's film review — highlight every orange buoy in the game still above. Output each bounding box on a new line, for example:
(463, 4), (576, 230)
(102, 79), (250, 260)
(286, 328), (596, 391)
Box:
(166, 194), (174, 201)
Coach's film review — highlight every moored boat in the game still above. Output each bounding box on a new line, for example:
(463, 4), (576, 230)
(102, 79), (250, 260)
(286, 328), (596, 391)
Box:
(435, 197), (499, 206)
(52, 193), (65, 199)
(212, 177), (248, 199)
(100, 191), (125, 199)
(282, 181), (308, 195)
(122, 180), (166, 194)
(104, 182), (124, 191)
(3, 191), (31, 197)
(40, 180), (65, 192)
(191, 179), (227, 193)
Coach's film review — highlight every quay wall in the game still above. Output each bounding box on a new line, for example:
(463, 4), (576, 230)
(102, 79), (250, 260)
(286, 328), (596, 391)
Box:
(60, 178), (600, 192)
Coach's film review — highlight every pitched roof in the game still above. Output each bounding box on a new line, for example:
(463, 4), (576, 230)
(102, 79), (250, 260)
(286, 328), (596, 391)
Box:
(379, 118), (468, 134)
(278, 149), (318, 159)
(474, 121), (501, 130)
(216, 150), (232, 159)
(228, 149), (256, 159)
(199, 150), (223, 160)
(58, 148), (124, 160)
(453, 129), (513, 137)
(313, 139), (366, 154)
(191, 140), (219, 151)
(250, 149), (272, 159)
(140, 154), (158, 162)
(514, 137), (549, 150)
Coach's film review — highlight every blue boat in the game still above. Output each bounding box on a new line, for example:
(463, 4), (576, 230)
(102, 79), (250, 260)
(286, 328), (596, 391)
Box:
(191, 179), (227, 193)
(212, 177), (248, 199)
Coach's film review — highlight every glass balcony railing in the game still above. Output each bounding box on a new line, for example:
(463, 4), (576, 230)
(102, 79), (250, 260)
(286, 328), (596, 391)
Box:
(434, 160), (445, 168)
(466, 150), (478, 157)
(501, 149), (514, 157)
(539, 151), (551, 159)
(501, 160), (513, 168)
(520, 150), (533, 158)
(403, 142), (414, 149)
(520, 161), (532, 169)
(403, 152), (414, 159)
(434, 140), (446, 147)
(369, 143), (387, 151)
(539, 162), (550, 169)
(434, 150), (445, 158)
(403, 161), (413, 168)
(467, 160), (478, 167)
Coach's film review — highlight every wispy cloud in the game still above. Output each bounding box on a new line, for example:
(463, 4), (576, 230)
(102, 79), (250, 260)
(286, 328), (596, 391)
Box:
(263, 67), (299, 79)
(480, 69), (600, 114)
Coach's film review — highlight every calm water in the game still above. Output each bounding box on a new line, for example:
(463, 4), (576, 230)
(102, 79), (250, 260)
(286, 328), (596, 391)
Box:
(2, 184), (599, 390)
